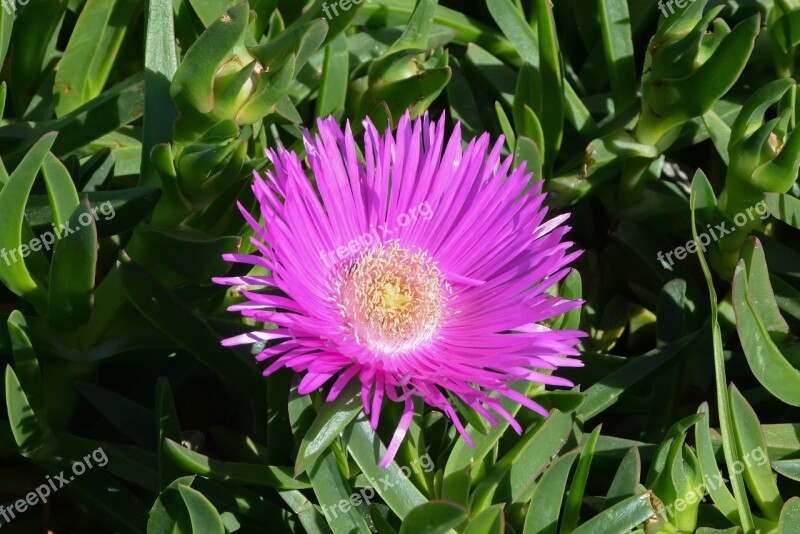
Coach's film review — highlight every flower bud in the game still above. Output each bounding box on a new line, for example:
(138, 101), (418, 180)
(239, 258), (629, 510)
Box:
(721, 78), (800, 217)
(170, 2), (326, 143)
(638, 2), (759, 146)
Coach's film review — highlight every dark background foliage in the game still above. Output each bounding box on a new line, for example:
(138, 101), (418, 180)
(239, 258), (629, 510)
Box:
(0, 0), (798, 532)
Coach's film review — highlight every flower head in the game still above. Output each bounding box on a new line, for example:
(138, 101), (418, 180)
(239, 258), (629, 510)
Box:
(215, 112), (585, 467)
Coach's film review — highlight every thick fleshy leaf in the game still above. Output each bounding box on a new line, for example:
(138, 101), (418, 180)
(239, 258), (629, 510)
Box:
(472, 409), (573, 509)
(48, 197), (98, 328)
(74, 381), (155, 448)
(295, 380), (361, 475)
(464, 504), (504, 534)
(732, 259), (800, 406)
(178, 485), (225, 534)
(522, 450), (579, 534)
(570, 494), (656, 534)
(163, 438), (310, 489)
(399, 501), (468, 534)
(0, 132), (56, 310)
(5, 364), (48, 452)
(117, 254), (266, 403)
(343, 417), (428, 520)
(141, 0), (178, 186)
(765, 192), (800, 229)
(561, 425), (602, 531)
(53, 0), (139, 116)
(779, 497), (800, 533)
(729, 384), (784, 520)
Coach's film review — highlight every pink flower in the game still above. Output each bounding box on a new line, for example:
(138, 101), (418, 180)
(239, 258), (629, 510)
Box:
(214, 112), (585, 467)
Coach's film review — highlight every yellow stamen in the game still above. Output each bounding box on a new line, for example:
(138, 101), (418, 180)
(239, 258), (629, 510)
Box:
(333, 241), (446, 354)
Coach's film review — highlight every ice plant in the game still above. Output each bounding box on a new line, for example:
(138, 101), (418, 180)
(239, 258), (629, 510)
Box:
(214, 112), (585, 467)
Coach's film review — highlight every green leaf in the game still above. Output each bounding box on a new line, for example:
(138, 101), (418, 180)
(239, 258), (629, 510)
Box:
(141, 0), (179, 187)
(577, 334), (694, 422)
(604, 447), (641, 510)
(551, 268), (582, 331)
(358, 0), (515, 65)
(170, 2), (249, 127)
(116, 254), (266, 403)
(487, 0), (537, 66)
(399, 501), (468, 534)
(673, 15), (760, 119)
(564, 81), (599, 139)
(523, 450), (579, 534)
(732, 258), (800, 406)
(55, 441), (150, 533)
(729, 78), (794, 145)
(8, 0), (68, 114)
(48, 197), (98, 327)
(597, 0), (635, 114)
(384, 0), (437, 55)
(514, 136), (543, 189)
(295, 380), (362, 476)
(7, 311), (46, 420)
(496, 101), (516, 153)
(447, 58), (483, 138)
(74, 381), (156, 448)
(104, 444), (159, 492)
(472, 409), (573, 509)
(532, 0), (563, 178)
(188, 0), (240, 27)
(570, 493), (656, 534)
(765, 192), (800, 229)
(690, 169), (755, 532)
(561, 425), (602, 532)
(344, 417), (428, 519)
(0, 1), (14, 69)
(316, 33), (349, 118)
(695, 402), (738, 522)
(125, 224), (240, 285)
(702, 109), (732, 165)
(178, 485), (225, 534)
(774, 460), (800, 482)
(163, 438), (311, 489)
(739, 237), (789, 343)
(0, 132), (56, 310)
(780, 497), (800, 534)
(464, 504), (505, 534)
(309, 449), (372, 534)
(4, 73), (145, 166)
(278, 489), (330, 534)
(54, 0), (139, 116)
(148, 475), (196, 533)
(249, 19), (328, 75)
(4, 364), (48, 452)
(41, 152), (80, 229)
(82, 187), (161, 237)
(729, 384), (784, 519)
(441, 381), (531, 503)
(155, 378), (183, 490)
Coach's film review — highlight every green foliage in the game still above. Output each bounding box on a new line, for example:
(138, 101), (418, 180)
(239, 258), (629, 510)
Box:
(0, 0), (799, 533)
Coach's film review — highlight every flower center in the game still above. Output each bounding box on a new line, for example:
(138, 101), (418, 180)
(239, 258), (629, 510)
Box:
(334, 241), (446, 355)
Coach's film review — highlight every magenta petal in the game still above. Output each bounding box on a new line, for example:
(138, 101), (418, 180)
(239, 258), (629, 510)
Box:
(378, 395), (414, 468)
